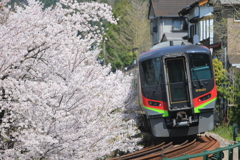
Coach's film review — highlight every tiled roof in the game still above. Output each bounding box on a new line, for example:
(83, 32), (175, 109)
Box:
(151, 0), (196, 16)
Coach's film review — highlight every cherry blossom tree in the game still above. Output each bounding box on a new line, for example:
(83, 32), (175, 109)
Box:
(0, 0), (141, 159)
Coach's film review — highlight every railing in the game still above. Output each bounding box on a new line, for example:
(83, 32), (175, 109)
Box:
(163, 124), (240, 160)
(163, 142), (240, 160)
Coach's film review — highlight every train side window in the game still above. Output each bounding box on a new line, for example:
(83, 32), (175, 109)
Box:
(141, 58), (161, 86)
(190, 54), (212, 80)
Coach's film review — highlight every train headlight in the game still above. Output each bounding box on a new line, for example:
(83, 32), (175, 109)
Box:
(198, 94), (211, 102)
(148, 101), (162, 106)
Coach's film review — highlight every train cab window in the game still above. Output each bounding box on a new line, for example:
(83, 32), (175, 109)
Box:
(167, 58), (185, 83)
(141, 58), (161, 86)
(190, 54), (212, 80)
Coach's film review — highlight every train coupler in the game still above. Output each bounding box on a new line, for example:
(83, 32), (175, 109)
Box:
(166, 111), (199, 127)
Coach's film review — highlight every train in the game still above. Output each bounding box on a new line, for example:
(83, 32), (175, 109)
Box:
(136, 43), (217, 137)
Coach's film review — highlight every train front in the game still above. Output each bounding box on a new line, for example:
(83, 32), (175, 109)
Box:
(137, 45), (217, 137)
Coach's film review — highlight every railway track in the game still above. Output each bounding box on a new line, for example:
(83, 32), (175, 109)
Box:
(110, 136), (220, 160)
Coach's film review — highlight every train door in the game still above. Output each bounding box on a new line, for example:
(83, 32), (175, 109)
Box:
(164, 57), (192, 111)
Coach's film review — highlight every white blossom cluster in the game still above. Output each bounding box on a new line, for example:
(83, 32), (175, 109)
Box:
(0, 0), (141, 159)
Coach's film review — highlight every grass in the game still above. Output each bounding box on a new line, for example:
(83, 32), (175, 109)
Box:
(210, 125), (233, 141)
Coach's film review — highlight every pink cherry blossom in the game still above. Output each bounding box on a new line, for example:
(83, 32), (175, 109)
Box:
(0, 0), (141, 159)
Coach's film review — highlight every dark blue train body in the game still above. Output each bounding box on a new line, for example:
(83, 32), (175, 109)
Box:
(136, 44), (217, 137)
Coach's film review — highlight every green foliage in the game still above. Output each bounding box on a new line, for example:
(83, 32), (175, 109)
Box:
(228, 71), (240, 125)
(213, 58), (226, 83)
(229, 105), (240, 126)
(100, 0), (150, 70)
(100, 0), (134, 70)
(212, 58), (234, 125)
(38, 0), (58, 8)
(214, 17), (227, 43)
(7, 0), (57, 9)
(233, 72), (240, 104)
(212, 58), (233, 101)
(211, 125), (233, 141)
(6, 0), (28, 9)
(6, 0), (100, 11)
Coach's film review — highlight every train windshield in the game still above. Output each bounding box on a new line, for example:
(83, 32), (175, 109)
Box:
(189, 54), (212, 80)
(141, 58), (161, 87)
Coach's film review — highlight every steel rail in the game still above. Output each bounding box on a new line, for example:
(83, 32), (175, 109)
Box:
(110, 136), (220, 160)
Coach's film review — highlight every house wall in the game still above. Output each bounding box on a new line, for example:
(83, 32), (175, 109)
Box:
(186, 4), (214, 46)
(199, 17), (214, 44)
(227, 17), (240, 55)
(199, 5), (214, 45)
(188, 5), (213, 20)
(150, 17), (174, 45)
(150, 19), (159, 45)
(189, 6), (199, 20)
(161, 17), (173, 34)
(188, 23), (198, 44)
(200, 5), (213, 18)
(193, 34), (199, 45)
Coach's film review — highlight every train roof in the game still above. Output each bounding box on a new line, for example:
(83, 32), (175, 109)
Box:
(138, 45), (211, 62)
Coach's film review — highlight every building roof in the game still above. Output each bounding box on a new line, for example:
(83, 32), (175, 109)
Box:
(149, 0), (196, 17)
(178, 1), (199, 16)
(161, 33), (188, 42)
(179, 0), (214, 16)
